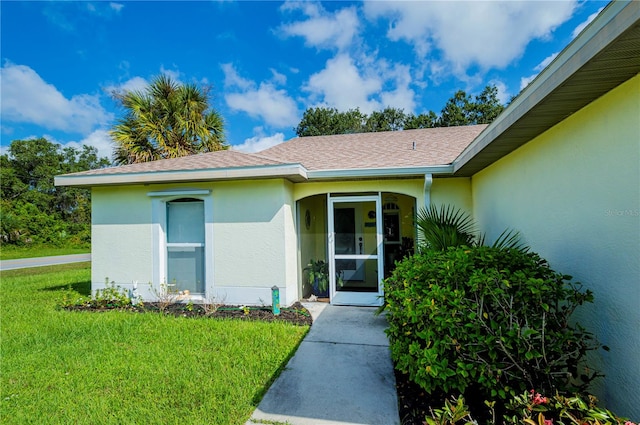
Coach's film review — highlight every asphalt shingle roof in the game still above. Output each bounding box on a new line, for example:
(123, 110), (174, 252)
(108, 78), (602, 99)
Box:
(60, 125), (488, 178)
(259, 125), (488, 170)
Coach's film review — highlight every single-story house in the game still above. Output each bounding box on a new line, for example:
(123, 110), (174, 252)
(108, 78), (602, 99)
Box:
(56, 1), (638, 417)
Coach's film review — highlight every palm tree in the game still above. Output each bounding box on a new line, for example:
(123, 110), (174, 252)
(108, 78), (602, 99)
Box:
(110, 75), (227, 165)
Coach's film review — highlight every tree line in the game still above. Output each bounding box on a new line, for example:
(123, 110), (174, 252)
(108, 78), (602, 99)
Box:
(0, 138), (110, 247)
(295, 85), (504, 137)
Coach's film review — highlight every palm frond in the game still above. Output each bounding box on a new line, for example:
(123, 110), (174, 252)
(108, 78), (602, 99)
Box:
(416, 204), (477, 250)
(490, 229), (529, 252)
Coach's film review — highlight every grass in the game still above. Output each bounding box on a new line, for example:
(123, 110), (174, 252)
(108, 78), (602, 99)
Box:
(0, 263), (309, 424)
(0, 245), (90, 260)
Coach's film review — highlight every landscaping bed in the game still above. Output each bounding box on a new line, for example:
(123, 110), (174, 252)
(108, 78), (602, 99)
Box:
(396, 369), (435, 424)
(64, 301), (313, 326)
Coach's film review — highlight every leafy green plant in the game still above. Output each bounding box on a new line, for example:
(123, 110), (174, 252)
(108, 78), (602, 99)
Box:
(61, 277), (132, 309)
(425, 396), (475, 425)
(417, 204), (528, 252)
(426, 391), (638, 425)
(304, 259), (329, 296)
(92, 278), (132, 308)
(384, 247), (602, 414)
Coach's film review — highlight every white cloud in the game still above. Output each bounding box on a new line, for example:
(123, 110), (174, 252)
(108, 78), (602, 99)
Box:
(52, 129), (114, 161)
(305, 54), (382, 113)
(0, 62), (112, 134)
(76, 129), (114, 160)
(222, 64), (298, 128)
(226, 85), (298, 128)
(364, 1), (577, 77)
(221, 63), (253, 90)
(270, 68), (287, 85)
(42, 4), (75, 31)
(535, 52), (559, 72)
(519, 52), (559, 90)
(572, 7), (604, 39)
(160, 65), (182, 82)
(232, 129), (286, 153)
(110, 3), (124, 13)
(104, 76), (148, 95)
(301, 53), (419, 114)
(379, 63), (416, 112)
(279, 2), (359, 50)
(519, 75), (536, 91)
(488, 80), (510, 105)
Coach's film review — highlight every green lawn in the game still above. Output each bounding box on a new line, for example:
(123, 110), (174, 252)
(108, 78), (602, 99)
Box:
(0, 263), (308, 424)
(0, 245), (90, 260)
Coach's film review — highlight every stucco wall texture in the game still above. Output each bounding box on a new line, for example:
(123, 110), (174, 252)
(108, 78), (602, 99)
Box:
(91, 179), (299, 305)
(471, 74), (640, 418)
(92, 185), (156, 290)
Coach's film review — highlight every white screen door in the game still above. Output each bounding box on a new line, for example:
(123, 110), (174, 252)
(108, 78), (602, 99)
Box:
(328, 195), (383, 306)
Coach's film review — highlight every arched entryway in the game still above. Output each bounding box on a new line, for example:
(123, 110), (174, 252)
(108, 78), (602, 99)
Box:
(297, 192), (416, 306)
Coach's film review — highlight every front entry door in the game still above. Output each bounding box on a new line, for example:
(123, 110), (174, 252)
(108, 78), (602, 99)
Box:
(328, 195), (383, 306)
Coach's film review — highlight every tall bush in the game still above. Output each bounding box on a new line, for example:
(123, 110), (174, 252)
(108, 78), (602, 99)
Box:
(384, 247), (601, 409)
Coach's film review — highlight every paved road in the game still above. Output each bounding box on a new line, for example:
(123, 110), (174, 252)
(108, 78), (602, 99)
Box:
(0, 254), (91, 271)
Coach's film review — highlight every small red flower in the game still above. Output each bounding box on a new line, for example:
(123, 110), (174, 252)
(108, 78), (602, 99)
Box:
(529, 390), (549, 405)
(528, 390), (548, 405)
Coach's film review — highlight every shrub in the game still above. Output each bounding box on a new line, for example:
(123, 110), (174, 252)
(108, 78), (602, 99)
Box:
(426, 391), (638, 425)
(60, 278), (132, 309)
(384, 246), (602, 413)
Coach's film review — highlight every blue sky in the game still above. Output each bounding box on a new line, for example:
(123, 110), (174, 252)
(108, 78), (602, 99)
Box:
(1, 0), (607, 160)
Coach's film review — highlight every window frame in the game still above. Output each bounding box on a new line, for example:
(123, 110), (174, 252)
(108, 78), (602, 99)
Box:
(148, 189), (214, 302)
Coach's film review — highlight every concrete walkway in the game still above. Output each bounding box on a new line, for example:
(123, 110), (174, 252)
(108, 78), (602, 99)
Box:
(0, 253), (91, 271)
(247, 303), (399, 425)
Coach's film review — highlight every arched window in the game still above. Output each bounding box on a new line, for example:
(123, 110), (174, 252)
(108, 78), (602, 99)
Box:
(166, 198), (205, 294)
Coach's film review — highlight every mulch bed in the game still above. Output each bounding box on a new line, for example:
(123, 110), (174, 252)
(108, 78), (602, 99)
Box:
(64, 301), (313, 326)
(395, 369), (443, 425)
(395, 370), (493, 425)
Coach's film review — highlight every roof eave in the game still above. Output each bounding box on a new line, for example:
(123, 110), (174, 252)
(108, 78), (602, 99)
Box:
(453, 1), (640, 176)
(54, 164), (309, 187)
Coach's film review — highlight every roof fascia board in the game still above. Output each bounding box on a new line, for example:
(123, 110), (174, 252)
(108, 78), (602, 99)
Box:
(307, 165), (453, 180)
(55, 164), (309, 187)
(453, 1), (638, 174)
(147, 189), (211, 197)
